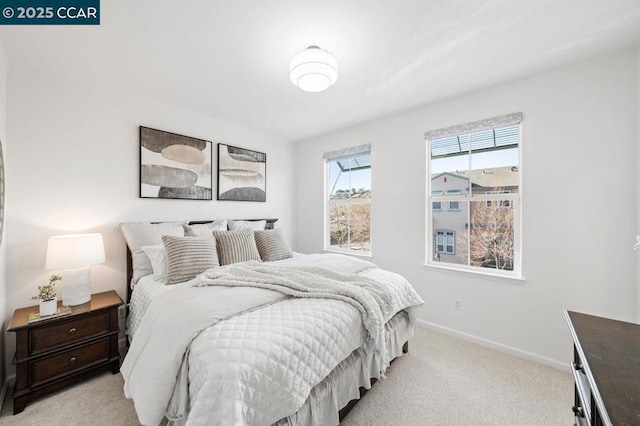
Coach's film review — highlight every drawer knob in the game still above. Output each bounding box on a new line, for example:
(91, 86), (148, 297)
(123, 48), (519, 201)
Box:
(68, 328), (77, 335)
(69, 357), (77, 364)
(572, 361), (584, 372)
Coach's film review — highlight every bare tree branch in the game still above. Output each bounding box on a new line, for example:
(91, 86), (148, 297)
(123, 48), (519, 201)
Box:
(469, 200), (514, 270)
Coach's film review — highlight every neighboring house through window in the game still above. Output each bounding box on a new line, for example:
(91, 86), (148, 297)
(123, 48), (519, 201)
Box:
(324, 144), (371, 254)
(486, 190), (512, 208)
(426, 113), (522, 276)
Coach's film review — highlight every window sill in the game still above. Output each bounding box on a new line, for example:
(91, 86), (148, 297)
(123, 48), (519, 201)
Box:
(324, 249), (373, 259)
(422, 262), (526, 284)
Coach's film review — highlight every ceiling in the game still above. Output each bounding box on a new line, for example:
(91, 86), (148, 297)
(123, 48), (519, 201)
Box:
(1, 0), (640, 142)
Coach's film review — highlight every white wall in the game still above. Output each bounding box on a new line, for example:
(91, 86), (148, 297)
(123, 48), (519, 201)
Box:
(0, 41), (8, 390)
(4, 63), (295, 375)
(294, 48), (639, 366)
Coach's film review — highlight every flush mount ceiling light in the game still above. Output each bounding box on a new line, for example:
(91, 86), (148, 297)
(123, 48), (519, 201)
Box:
(290, 46), (338, 93)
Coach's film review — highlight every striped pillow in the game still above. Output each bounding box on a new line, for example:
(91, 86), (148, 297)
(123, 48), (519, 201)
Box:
(254, 228), (293, 262)
(213, 228), (262, 265)
(161, 235), (220, 285)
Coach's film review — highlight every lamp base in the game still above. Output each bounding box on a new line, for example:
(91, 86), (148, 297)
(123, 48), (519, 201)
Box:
(62, 267), (91, 306)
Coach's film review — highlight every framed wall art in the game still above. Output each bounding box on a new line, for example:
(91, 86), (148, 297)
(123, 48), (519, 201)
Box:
(217, 143), (266, 202)
(140, 126), (212, 200)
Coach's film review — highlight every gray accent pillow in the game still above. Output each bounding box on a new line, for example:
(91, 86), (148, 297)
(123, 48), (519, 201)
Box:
(120, 222), (185, 284)
(162, 235), (220, 285)
(213, 228), (262, 265)
(183, 219), (228, 236)
(254, 228), (293, 262)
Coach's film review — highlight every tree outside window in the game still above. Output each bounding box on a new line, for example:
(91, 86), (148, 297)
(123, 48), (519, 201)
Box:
(326, 152), (371, 254)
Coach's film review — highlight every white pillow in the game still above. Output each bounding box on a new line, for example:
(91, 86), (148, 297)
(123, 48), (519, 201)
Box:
(141, 244), (167, 279)
(120, 222), (185, 284)
(228, 220), (267, 231)
(183, 219), (228, 236)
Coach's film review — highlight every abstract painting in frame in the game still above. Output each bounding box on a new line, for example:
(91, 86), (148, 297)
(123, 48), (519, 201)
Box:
(140, 126), (212, 200)
(217, 143), (266, 202)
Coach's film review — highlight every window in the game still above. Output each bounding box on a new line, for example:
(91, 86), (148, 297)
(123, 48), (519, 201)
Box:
(435, 230), (455, 254)
(432, 191), (443, 211)
(325, 145), (371, 254)
(447, 190), (461, 211)
(426, 113), (521, 276)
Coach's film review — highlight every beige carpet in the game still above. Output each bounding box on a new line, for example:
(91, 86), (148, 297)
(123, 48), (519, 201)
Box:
(341, 327), (573, 426)
(0, 327), (573, 425)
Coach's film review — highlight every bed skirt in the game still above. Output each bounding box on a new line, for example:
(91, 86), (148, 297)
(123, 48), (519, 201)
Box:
(273, 310), (413, 426)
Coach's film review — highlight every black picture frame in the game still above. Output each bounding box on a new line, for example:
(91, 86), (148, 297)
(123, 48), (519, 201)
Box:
(217, 143), (267, 202)
(139, 126), (213, 200)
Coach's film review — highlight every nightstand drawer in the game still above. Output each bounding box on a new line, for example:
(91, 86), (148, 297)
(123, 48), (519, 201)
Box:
(30, 311), (109, 355)
(30, 339), (110, 387)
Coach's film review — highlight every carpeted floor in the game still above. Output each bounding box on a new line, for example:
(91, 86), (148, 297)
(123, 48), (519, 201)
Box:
(340, 327), (573, 426)
(0, 327), (573, 425)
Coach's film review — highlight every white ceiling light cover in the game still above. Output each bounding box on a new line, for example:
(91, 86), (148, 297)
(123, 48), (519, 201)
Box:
(290, 46), (338, 93)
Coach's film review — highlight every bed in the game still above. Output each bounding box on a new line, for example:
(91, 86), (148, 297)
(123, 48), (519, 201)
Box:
(120, 219), (423, 426)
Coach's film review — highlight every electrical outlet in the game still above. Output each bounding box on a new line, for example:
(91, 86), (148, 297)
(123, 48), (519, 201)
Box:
(454, 299), (462, 311)
(118, 305), (126, 319)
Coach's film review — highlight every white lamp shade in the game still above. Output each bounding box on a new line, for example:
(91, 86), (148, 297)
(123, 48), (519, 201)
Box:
(290, 46), (338, 92)
(45, 233), (106, 270)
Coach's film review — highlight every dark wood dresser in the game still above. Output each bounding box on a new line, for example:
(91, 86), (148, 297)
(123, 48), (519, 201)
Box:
(7, 290), (122, 414)
(565, 310), (640, 426)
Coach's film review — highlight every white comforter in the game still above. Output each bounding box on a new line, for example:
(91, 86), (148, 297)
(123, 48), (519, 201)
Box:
(122, 254), (423, 426)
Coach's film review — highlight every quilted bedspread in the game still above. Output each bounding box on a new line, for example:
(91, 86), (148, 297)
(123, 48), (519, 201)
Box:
(124, 254), (423, 426)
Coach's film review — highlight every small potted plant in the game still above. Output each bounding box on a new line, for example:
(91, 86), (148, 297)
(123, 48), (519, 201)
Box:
(33, 274), (61, 316)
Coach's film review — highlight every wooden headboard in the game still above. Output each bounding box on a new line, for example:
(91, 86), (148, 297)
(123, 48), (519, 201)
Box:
(125, 218), (278, 306)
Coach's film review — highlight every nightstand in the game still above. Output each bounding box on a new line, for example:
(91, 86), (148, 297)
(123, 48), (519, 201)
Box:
(7, 290), (123, 414)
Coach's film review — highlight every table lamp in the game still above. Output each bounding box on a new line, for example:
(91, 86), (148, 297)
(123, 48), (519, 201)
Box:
(45, 233), (106, 306)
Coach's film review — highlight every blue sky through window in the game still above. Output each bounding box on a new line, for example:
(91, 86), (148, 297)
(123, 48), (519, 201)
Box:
(329, 161), (371, 195)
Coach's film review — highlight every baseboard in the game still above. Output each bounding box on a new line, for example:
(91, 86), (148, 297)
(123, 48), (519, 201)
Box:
(0, 374), (15, 413)
(415, 319), (570, 372)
